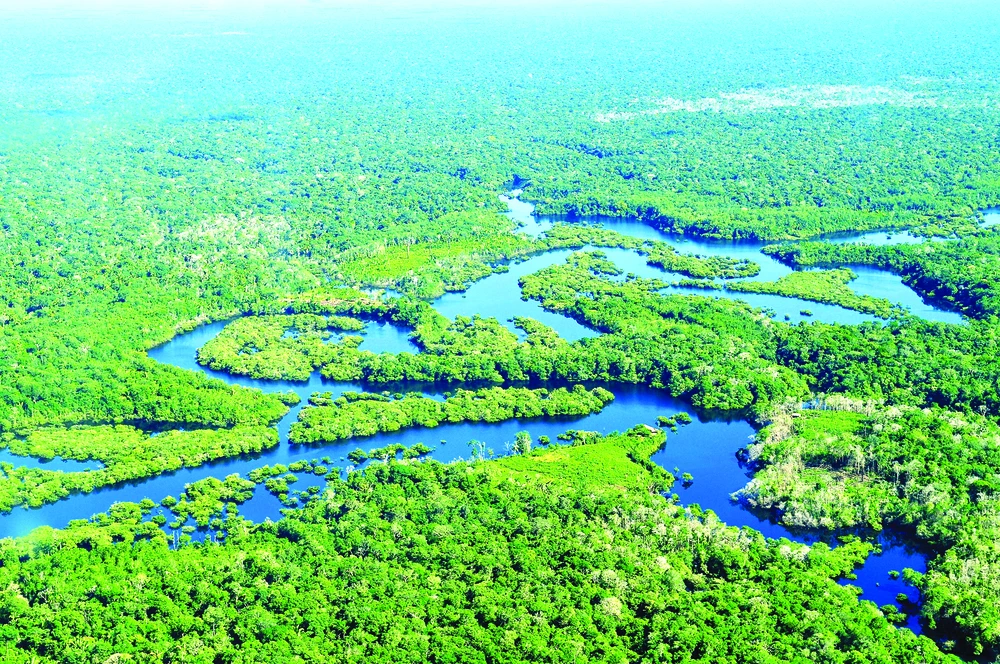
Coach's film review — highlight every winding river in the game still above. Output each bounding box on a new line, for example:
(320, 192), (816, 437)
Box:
(506, 193), (967, 329)
(2, 195), (984, 632)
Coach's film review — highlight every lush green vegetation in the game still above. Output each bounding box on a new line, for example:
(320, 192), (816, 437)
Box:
(3, 1), (1000, 659)
(273, 269), (806, 419)
(679, 269), (899, 318)
(774, 318), (1000, 414)
(0, 425), (277, 513)
(165, 473), (258, 530)
(0, 429), (958, 663)
(541, 224), (761, 278)
(333, 210), (538, 299)
(289, 385), (615, 445)
(5, 2), (1000, 441)
(738, 406), (1000, 656)
(517, 256), (811, 416)
(765, 237), (1000, 318)
(197, 313), (367, 381)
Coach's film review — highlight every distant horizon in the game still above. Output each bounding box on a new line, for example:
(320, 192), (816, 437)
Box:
(0, 0), (990, 11)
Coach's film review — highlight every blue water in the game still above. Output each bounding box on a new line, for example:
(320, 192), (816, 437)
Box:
(982, 208), (1000, 228)
(513, 195), (966, 326)
(838, 536), (928, 632)
(0, 316), (931, 630)
(358, 320), (421, 354)
(424, 194), (598, 341)
(0, 193), (955, 631)
(482, 197), (880, 332)
(649, 428), (928, 633)
(0, 449), (102, 472)
(824, 230), (928, 245)
(502, 194), (544, 236)
(846, 267), (964, 325)
(432, 249), (601, 343)
(0, 2), (987, 647)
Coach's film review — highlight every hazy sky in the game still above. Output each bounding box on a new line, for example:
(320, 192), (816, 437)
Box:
(0, 0), (977, 10)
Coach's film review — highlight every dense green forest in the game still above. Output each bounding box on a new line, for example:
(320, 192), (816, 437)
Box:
(765, 236), (1000, 318)
(289, 386), (615, 445)
(3, 0), (1000, 661)
(738, 405), (1000, 655)
(0, 425), (277, 514)
(0, 430), (959, 663)
(680, 269), (900, 318)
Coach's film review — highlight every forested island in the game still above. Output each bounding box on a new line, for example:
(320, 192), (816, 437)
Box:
(2, 0), (1000, 661)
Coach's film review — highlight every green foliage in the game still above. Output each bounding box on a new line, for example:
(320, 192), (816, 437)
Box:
(306, 265), (810, 419)
(739, 407), (1000, 656)
(532, 101), (996, 242)
(0, 432), (956, 663)
(518, 256), (811, 416)
(3, 4), (1000, 657)
(493, 426), (671, 492)
(333, 210), (537, 298)
(765, 238), (1000, 319)
(726, 269), (898, 318)
(197, 313), (367, 381)
(402, 443), (433, 459)
(776, 318), (1000, 414)
(168, 474), (257, 527)
(290, 385), (615, 445)
(542, 224), (760, 278)
(0, 425), (276, 513)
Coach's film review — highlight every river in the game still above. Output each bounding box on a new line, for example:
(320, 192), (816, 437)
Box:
(2, 194), (969, 632)
(505, 193), (965, 329)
